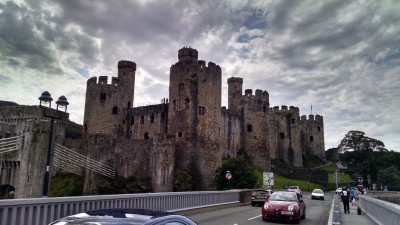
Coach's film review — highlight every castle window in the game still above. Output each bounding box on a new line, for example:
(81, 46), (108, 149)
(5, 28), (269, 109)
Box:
(179, 83), (184, 92)
(185, 98), (190, 109)
(310, 136), (314, 141)
(100, 93), (106, 101)
(280, 133), (285, 139)
(128, 101), (131, 108)
(291, 118), (295, 124)
(318, 126), (321, 131)
(112, 106), (118, 115)
(263, 105), (267, 112)
(130, 116), (134, 125)
(247, 124), (252, 132)
(178, 132), (183, 137)
(150, 113), (154, 123)
(84, 123), (88, 133)
(198, 106), (206, 115)
(161, 112), (166, 123)
(141, 115), (145, 124)
(144, 132), (149, 139)
(173, 100), (177, 110)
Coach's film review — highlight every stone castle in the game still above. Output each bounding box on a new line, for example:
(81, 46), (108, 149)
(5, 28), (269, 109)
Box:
(82, 47), (325, 193)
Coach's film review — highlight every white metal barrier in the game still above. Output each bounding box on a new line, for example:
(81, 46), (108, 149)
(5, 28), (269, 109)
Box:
(359, 195), (400, 225)
(0, 191), (240, 225)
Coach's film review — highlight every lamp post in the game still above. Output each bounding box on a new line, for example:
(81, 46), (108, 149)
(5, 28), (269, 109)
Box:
(39, 91), (69, 197)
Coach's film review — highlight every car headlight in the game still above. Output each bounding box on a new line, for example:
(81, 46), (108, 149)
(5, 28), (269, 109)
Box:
(263, 202), (269, 209)
(288, 205), (295, 212)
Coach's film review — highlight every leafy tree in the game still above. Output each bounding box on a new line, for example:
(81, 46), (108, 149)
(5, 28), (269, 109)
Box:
(49, 173), (84, 197)
(338, 131), (400, 189)
(338, 131), (387, 153)
(213, 156), (257, 190)
(377, 166), (400, 191)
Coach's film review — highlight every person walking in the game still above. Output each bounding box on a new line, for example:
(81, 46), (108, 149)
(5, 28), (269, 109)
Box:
(341, 187), (350, 214)
(350, 187), (355, 205)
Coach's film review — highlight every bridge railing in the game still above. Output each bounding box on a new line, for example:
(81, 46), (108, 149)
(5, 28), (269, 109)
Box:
(359, 195), (400, 225)
(0, 190), (241, 225)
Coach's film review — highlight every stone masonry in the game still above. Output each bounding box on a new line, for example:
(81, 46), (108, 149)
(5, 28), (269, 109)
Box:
(82, 47), (326, 193)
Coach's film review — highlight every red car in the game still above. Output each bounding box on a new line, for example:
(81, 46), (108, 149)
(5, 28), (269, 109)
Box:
(261, 191), (306, 224)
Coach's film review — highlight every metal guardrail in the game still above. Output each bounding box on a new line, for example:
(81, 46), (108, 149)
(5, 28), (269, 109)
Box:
(0, 191), (240, 225)
(359, 195), (400, 225)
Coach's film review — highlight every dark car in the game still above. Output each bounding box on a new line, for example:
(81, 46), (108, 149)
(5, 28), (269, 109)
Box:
(48, 208), (197, 225)
(261, 191), (306, 224)
(251, 189), (274, 206)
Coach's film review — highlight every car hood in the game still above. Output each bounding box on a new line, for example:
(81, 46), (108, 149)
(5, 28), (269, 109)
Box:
(267, 201), (297, 209)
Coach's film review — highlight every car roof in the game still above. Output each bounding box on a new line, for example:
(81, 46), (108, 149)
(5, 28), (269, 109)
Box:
(49, 208), (194, 225)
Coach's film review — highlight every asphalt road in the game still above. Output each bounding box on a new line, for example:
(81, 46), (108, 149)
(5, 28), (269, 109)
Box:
(188, 192), (334, 225)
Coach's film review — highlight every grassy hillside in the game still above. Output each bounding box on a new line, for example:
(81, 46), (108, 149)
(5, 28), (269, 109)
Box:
(254, 169), (324, 191)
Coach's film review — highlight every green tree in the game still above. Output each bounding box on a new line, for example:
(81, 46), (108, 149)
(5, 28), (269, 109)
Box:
(49, 173), (84, 197)
(338, 131), (399, 189)
(377, 166), (400, 191)
(338, 131), (386, 153)
(213, 156), (257, 190)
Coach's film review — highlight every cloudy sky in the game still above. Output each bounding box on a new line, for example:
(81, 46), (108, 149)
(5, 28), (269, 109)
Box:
(1, 0), (399, 151)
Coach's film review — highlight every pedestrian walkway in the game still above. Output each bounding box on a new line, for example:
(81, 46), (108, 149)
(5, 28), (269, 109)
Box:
(339, 199), (377, 225)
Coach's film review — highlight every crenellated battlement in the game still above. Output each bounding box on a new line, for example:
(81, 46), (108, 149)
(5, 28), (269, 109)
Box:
(269, 105), (300, 115)
(118, 60), (136, 70)
(227, 77), (243, 84)
(243, 89), (269, 100)
(87, 76), (120, 86)
(178, 46), (198, 63)
(300, 114), (323, 122)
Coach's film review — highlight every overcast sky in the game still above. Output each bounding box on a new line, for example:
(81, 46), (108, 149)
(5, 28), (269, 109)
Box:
(1, 0), (399, 151)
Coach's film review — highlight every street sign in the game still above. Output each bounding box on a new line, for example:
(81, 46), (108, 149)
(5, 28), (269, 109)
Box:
(226, 171), (232, 180)
(263, 172), (274, 186)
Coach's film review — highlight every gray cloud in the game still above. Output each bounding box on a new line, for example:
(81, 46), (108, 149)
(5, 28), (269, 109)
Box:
(0, 0), (399, 151)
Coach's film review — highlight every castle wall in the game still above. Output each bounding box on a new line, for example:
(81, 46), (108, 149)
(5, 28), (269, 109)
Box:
(220, 108), (241, 159)
(151, 134), (175, 192)
(128, 103), (168, 140)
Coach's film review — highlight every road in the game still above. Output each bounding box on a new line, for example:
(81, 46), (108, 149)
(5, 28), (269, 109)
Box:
(188, 192), (333, 225)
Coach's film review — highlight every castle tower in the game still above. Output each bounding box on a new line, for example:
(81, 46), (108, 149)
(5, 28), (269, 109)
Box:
(300, 114), (326, 160)
(270, 106), (303, 167)
(227, 77), (243, 111)
(168, 47), (222, 190)
(241, 89), (271, 171)
(83, 60), (136, 137)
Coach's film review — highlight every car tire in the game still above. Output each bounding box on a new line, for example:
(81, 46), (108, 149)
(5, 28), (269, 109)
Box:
(301, 209), (306, 219)
(322, 197), (324, 201)
(251, 202), (255, 207)
(294, 211), (301, 224)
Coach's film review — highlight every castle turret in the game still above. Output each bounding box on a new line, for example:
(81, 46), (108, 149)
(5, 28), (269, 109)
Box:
(83, 60), (136, 137)
(169, 47), (222, 190)
(228, 77), (243, 111)
(300, 114), (325, 160)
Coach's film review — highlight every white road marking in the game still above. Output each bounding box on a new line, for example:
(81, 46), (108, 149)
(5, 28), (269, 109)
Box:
(248, 215), (262, 220)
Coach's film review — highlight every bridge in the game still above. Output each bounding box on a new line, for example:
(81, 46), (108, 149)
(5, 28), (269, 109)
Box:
(1, 190), (398, 225)
(0, 106), (116, 199)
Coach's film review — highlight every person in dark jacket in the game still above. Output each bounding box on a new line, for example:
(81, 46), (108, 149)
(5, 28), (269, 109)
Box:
(341, 187), (350, 213)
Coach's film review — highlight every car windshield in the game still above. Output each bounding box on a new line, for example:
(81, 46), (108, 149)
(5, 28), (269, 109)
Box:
(287, 186), (298, 189)
(269, 192), (297, 201)
(313, 189), (323, 194)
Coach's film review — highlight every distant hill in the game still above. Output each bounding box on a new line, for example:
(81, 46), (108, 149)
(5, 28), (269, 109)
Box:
(0, 100), (19, 107)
